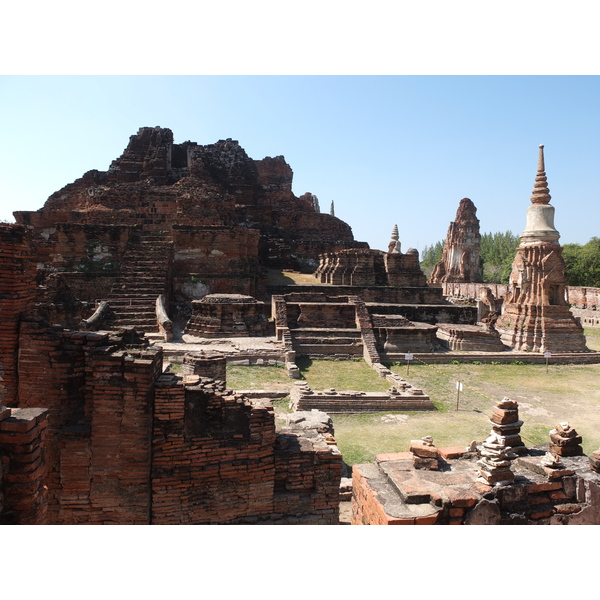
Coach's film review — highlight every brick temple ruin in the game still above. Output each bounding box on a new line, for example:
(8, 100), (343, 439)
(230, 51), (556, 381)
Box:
(2, 129), (600, 524)
(429, 197), (483, 285)
(351, 400), (600, 525)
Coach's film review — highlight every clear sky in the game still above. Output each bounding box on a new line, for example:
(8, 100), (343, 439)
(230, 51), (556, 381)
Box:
(1, 75), (598, 252)
(2, 4), (599, 254)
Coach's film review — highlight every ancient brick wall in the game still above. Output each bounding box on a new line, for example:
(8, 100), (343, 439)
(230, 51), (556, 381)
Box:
(568, 286), (600, 309)
(16, 318), (102, 521)
(171, 225), (262, 298)
(15, 318), (161, 524)
(0, 406), (49, 524)
(443, 282), (600, 312)
(74, 346), (161, 524)
(273, 430), (342, 524)
(0, 224), (36, 406)
(26, 223), (133, 273)
(151, 374), (277, 524)
(441, 282), (510, 300)
(269, 284), (446, 305)
(51, 344), (160, 525)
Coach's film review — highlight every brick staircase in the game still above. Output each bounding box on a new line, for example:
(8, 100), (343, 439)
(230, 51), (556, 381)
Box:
(107, 231), (173, 332)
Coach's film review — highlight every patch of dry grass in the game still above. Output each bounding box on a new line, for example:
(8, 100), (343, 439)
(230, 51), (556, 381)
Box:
(226, 364), (292, 391)
(224, 327), (600, 465)
(266, 269), (324, 286)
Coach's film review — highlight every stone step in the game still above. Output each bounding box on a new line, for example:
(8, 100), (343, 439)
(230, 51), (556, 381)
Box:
(112, 310), (156, 318)
(107, 297), (159, 305)
(293, 344), (363, 355)
(291, 336), (363, 345)
(290, 328), (361, 338)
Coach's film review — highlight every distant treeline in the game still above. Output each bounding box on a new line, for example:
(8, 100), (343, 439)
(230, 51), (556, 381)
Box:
(421, 233), (600, 287)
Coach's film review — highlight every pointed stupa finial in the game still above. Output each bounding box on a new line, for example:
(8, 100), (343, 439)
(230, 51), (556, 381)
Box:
(330, 200), (335, 217)
(388, 224), (401, 254)
(530, 144), (552, 205)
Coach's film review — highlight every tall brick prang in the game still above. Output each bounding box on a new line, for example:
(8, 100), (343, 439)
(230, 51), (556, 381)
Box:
(429, 197), (483, 284)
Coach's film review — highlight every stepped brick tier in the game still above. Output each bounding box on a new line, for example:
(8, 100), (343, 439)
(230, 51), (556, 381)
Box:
(499, 146), (588, 353)
(315, 247), (427, 287)
(13, 126), (362, 325)
(185, 294), (271, 337)
(429, 198), (483, 284)
(290, 381), (434, 413)
(436, 323), (507, 352)
(371, 314), (439, 355)
(268, 284), (450, 305)
(351, 403), (600, 525)
(272, 291), (476, 362)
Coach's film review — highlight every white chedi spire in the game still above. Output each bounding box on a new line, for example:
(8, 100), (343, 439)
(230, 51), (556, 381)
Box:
(521, 144), (560, 243)
(388, 224), (401, 254)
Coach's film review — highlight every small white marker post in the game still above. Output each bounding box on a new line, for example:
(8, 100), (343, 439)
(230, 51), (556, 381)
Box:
(405, 352), (413, 376)
(456, 381), (463, 411)
(544, 351), (552, 374)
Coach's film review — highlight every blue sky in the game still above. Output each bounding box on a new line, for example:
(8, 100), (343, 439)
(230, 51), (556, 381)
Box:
(1, 75), (598, 252)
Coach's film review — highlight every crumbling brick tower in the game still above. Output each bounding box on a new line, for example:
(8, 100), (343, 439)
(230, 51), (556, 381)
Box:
(429, 197), (483, 284)
(499, 145), (587, 352)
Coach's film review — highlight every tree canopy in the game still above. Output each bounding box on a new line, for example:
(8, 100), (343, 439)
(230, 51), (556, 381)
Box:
(562, 237), (600, 287)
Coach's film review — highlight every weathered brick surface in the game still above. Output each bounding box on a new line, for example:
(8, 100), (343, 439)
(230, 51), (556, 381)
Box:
(151, 375), (277, 524)
(0, 407), (49, 524)
(351, 448), (600, 525)
(185, 294), (270, 337)
(0, 224), (36, 406)
(273, 427), (342, 524)
(430, 198), (482, 284)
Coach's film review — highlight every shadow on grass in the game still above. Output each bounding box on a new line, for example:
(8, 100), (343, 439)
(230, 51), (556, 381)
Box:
(296, 356), (312, 376)
(266, 269), (299, 285)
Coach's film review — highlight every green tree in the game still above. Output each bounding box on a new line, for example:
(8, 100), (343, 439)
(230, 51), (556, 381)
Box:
(563, 237), (600, 287)
(420, 240), (444, 269)
(480, 231), (519, 284)
(420, 240), (444, 278)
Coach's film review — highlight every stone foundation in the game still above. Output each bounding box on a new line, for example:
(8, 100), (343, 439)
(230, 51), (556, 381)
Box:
(185, 294), (271, 337)
(290, 379), (434, 413)
(351, 448), (600, 525)
(436, 323), (507, 352)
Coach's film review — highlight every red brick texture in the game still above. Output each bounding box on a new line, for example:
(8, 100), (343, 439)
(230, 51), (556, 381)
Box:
(151, 374), (277, 524)
(0, 224), (36, 406)
(0, 407), (49, 524)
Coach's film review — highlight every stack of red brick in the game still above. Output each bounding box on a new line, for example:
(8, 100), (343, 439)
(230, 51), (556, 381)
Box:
(549, 422), (584, 456)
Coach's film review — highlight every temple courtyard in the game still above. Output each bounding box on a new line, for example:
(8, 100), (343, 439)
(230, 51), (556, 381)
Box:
(223, 326), (600, 464)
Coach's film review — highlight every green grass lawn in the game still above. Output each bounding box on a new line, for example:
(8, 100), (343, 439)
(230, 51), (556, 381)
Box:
(225, 327), (600, 465)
